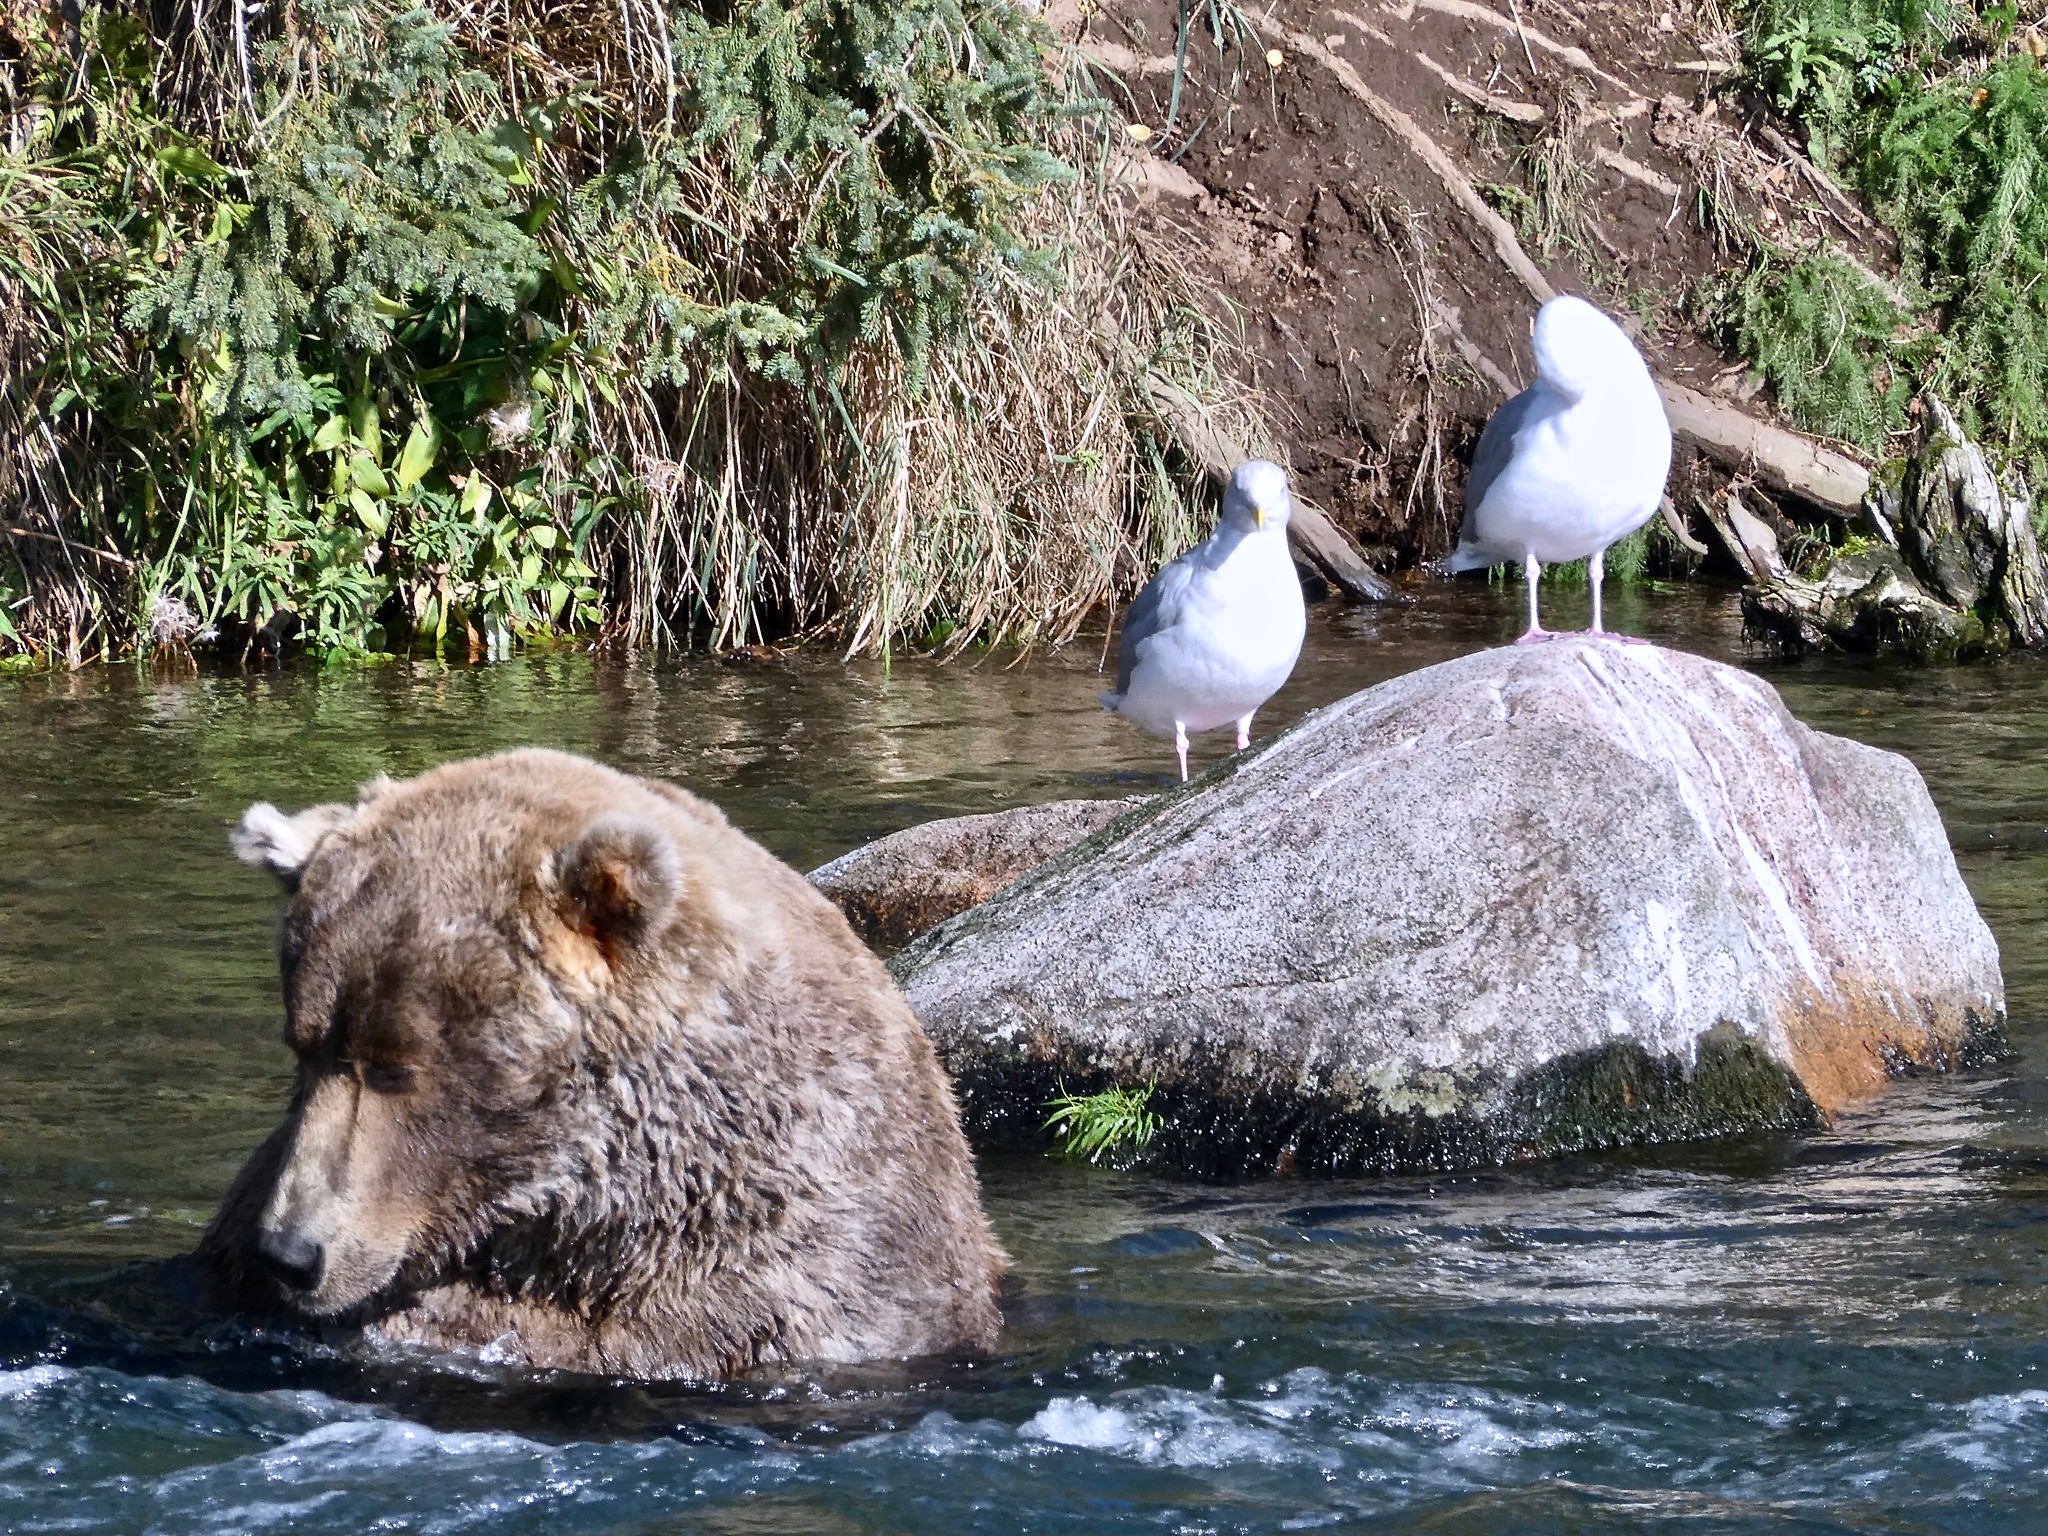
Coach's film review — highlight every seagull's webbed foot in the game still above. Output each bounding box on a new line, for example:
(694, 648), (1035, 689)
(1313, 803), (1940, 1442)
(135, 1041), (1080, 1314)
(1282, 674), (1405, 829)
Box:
(1234, 712), (1254, 752)
(1589, 630), (1653, 646)
(1514, 627), (1558, 646)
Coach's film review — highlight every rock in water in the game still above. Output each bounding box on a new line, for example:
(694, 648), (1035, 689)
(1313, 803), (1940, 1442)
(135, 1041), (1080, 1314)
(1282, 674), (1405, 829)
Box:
(810, 797), (1148, 948)
(893, 640), (2007, 1177)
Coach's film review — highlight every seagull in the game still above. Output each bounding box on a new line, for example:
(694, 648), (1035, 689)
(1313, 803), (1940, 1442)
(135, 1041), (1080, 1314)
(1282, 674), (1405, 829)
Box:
(1447, 294), (1673, 642)
(1101, 460), (1307, 781)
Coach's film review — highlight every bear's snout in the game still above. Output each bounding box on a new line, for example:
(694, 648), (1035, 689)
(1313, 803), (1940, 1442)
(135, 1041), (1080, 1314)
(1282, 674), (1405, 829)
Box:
(254, 1225), (325, 1293)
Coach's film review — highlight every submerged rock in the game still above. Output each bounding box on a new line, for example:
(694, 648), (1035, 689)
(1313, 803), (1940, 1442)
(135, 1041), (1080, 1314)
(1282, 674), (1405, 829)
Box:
(810, 797), (1147, 947)
(892, 640), (2006, 1177)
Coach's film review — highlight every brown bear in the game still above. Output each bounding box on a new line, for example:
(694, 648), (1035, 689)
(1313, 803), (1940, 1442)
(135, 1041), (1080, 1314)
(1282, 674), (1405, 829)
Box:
(201, 748), (1004, 1379)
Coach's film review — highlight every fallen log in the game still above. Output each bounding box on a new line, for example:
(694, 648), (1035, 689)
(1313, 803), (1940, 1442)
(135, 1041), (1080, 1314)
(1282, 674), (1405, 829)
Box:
(1658, 381), (1871, 519)
(1144, 372), (1401, 602)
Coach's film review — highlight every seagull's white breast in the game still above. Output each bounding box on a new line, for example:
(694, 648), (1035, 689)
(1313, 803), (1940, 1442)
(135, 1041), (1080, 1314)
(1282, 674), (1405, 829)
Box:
(1119, 529), (1306, 737)
(1478, 381), (1671, 566)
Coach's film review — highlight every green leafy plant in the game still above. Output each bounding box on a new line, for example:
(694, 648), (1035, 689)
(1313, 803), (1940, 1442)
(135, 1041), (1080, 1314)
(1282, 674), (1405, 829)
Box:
(1725, 1), (2048, 480)
(1700, 246), (1924, 453)
(0, 0), (1259, 662)
(1044, 1081), (1162, 1165)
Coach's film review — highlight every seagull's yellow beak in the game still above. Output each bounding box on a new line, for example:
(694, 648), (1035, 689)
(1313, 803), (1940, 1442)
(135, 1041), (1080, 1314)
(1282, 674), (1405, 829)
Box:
(1254, 506), (1267, 529)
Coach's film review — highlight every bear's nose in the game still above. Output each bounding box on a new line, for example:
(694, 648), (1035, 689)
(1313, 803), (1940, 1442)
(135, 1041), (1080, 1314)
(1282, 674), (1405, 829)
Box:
(254, 1226), (325, 1293)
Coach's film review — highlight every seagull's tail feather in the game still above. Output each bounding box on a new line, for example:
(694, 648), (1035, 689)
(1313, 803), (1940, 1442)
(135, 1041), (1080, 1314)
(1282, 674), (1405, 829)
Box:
(1445, 542), (1501, 574)
(1098, 690), (1125, 714)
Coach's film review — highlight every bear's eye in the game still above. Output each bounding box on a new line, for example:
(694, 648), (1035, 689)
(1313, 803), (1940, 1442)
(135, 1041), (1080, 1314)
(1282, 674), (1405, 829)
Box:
(360, 1060), (419, 1095)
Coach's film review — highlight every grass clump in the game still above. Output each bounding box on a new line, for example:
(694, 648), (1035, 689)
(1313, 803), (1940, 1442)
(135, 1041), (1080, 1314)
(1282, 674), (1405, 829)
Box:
(1044, 1081), (1162, 1166)
(1699, 246), (1924, 452)
(1730, 0), (2048, 476)
(0, 1), (1253, 662)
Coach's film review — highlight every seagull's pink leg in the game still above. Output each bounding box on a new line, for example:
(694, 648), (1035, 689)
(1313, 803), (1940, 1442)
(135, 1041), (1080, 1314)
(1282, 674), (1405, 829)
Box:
(1174, 721), (1190, 782)
(1235, 712), (1254, 752)
(1586, 546), (1651, 643)
(1515, 553), (1554, 644)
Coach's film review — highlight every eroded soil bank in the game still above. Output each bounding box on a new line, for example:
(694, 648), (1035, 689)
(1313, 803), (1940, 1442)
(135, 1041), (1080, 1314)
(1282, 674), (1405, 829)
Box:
(1065, 0), (1899, 564)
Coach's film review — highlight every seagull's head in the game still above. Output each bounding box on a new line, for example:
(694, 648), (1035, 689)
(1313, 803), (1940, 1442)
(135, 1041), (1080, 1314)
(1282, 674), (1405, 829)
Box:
(1531, 294), (1649, 404)
(1223, 459), (1294, 535)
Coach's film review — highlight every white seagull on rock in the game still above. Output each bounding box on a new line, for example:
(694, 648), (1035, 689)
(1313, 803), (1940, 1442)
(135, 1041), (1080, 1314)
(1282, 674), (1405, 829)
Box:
(1101, 459), (1307, 781)
(1448, 294), (1673, 642)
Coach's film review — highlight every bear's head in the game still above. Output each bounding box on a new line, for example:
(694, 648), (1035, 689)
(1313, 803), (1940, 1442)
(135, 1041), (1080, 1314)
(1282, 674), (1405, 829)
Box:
(214, 752), (712, 1322)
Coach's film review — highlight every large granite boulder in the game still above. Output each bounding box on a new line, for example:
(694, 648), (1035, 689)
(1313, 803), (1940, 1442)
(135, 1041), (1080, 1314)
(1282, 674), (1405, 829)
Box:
(892, 639), (2007, 1176)
(810, 798), (1148, 947)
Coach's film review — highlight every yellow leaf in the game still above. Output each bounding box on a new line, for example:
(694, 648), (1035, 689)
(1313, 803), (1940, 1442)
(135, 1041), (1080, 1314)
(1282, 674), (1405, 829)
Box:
(350, 455), (390, 498)
(348, 487), (388, 538)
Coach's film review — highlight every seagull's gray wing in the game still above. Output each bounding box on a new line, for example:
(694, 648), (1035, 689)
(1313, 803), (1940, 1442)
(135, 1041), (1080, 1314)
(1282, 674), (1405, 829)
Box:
(1113, 553), (1198, 694)
(1449, 383), (1543, 567)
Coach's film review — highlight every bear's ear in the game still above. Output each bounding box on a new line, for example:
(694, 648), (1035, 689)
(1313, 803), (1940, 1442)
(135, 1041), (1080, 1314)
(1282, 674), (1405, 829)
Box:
(552, 813), (683, 954)
(356, 773), (399, 806)
(231, 802), (356, 889)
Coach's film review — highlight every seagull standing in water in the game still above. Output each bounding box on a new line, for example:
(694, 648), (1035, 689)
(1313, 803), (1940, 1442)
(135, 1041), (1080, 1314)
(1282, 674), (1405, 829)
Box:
(1101, 460), (1307, 781)
(1448, 294), (1673, 642)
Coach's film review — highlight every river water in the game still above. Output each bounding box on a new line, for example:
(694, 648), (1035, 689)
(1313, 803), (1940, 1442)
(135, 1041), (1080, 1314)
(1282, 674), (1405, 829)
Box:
(3, 579), (2046, 1533)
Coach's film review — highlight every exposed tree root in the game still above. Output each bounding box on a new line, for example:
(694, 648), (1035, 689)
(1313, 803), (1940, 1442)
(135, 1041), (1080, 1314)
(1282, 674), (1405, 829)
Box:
(1364, 0), (1643, 96)
(1278, 27), (1556, 302)
(1411, 51), (1544, 123)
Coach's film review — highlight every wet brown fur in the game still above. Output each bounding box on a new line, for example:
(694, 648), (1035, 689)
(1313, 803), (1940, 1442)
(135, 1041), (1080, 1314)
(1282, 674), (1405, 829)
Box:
(201, 749), (1004, 1379)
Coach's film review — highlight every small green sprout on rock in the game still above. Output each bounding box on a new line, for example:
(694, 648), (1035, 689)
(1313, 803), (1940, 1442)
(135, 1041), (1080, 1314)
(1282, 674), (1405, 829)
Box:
(1044, 1081), (1161, 1166)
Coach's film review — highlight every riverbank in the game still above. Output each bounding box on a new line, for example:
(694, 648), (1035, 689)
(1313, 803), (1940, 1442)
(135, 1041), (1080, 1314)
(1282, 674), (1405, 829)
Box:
(9, 2), (2042, 668)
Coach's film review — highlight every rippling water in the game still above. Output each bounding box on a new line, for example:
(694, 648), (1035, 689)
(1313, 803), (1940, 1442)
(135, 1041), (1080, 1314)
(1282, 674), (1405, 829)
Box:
(3, 578), (2046, 1533)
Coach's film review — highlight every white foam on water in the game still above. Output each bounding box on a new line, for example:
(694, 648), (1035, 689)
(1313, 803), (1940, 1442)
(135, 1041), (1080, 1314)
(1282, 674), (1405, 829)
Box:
(1018, 1383), (1342, 1471)
(0, 1364), (72, 1400)
(138, 1408), (741, 1536)
(248, 1415), (555, 1478)
(1905, 1389), (2048, 1475)
(1022, 1398), (1142, 1452)
(180, 1491), (349, 1534)
(1366, 1387), (1579, 1463)
(871, 1410), (1016, 1462)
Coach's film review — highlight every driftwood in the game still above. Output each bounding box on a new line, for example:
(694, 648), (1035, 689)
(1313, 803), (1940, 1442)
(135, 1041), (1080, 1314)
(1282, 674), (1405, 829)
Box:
(1144, 373), (1401, 602)
(1726, 397), (2046, 660)
(1658, 381), (1870, 518)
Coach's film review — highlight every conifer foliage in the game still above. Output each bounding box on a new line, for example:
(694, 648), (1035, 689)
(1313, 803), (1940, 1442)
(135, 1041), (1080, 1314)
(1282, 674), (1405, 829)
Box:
(1723, 0), (2048, 477)
(0, 0), (1237, 660)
